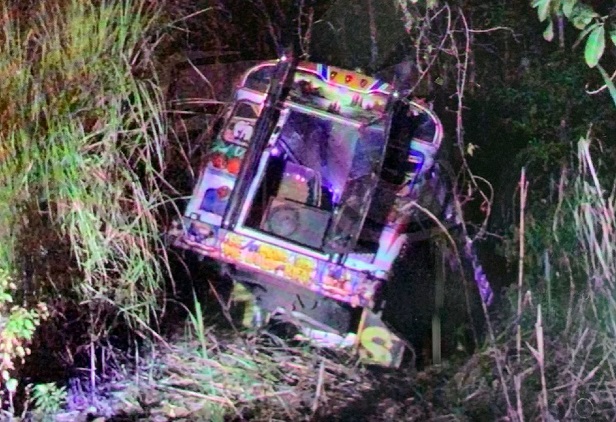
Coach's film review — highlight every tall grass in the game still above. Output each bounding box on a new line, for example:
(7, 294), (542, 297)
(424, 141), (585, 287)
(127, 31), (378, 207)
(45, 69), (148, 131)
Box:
(571, 139), (616, 336)
(482, 138), (616, 420)
(0, 0), (169, 386)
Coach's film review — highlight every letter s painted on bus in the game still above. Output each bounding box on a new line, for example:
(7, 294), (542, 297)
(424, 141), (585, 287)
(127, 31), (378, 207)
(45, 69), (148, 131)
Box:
(359, 326), (393, 366)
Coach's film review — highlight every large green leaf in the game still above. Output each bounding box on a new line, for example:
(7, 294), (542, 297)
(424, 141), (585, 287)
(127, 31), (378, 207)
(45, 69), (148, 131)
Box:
(610, 29), (616, 47)
(562, 0), (577, 18)
(534, 0), (551, 22)
(573, 22), (599, 49)
(597, 64), (616, 107)
(585, 24), (605, 68)
(570, 3), (598, 30)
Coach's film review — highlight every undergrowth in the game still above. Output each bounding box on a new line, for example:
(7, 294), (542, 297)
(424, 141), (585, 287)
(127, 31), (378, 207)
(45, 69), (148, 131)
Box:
(452, 138), (616, 421)
(0, 0), (170, 411)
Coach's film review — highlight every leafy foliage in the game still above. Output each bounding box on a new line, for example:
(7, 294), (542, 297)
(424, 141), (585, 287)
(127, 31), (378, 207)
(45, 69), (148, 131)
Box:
(584, 24), (605, 68)
(31, 382), (67, 416)
(0, 268), (48, 402)
(532, 0), (616, 105)
(0, 0), (170, 409)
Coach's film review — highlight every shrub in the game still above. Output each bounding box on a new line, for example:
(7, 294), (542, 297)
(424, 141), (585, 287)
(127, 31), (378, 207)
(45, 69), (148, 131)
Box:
(0, 0), (170, 400)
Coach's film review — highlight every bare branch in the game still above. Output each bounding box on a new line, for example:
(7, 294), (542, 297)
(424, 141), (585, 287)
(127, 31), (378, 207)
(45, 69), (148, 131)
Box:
(367, 0), (378, 72)
(468, 26), (515, 34)
(585, 69), (616, 95)
(297, 0), (314, 60)
(249, 0), (281, 54)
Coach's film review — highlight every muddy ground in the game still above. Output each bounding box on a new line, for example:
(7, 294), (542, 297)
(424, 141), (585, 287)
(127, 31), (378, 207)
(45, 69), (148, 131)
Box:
(46, 323), (494, 422)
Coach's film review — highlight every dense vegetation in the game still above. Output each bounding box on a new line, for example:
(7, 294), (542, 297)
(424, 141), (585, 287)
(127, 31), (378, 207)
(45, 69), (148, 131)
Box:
(0, 0), (614, 420)
(0, 0), (170, 417)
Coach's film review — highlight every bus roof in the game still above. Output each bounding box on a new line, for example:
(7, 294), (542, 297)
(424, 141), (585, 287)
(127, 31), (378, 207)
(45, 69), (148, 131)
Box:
(240, 60), (391, 122)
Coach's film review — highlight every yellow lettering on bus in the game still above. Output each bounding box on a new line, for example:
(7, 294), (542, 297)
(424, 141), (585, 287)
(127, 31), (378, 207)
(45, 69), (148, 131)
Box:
(359, 326), (394, 366)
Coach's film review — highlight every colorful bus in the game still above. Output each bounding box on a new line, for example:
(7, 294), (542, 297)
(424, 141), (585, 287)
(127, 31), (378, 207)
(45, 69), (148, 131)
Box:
(168, 57), (445, 367)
